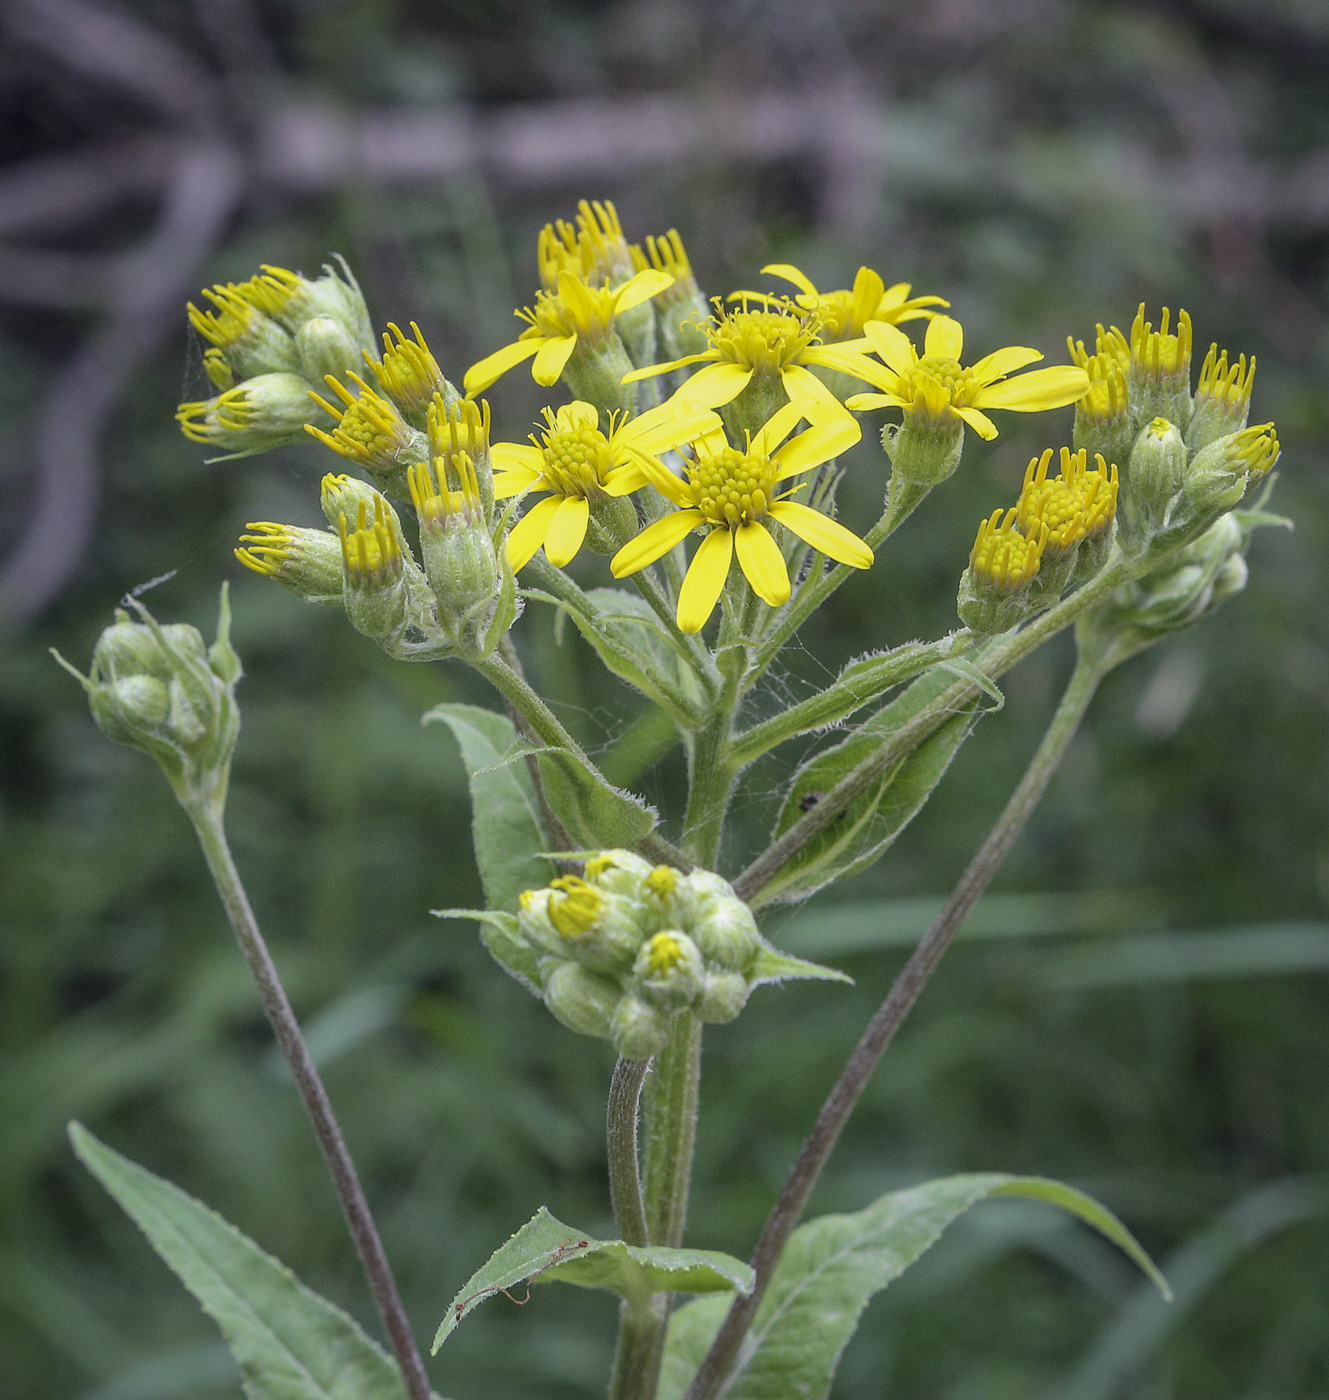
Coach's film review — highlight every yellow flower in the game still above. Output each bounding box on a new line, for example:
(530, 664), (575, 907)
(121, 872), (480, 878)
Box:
(306, 372), (420, 475)
(610, 403), (871, 633)
(755, 263), (948, 342)
(364, 321), (451, 415)
(337, 493), (404, 586)
(630, 229), (700, 306)
(969, 508), (1047, 593)
(844, 315), (1089, 440)
(494, 399), (720, 570)
(1194, 343), (1256, 421)
(538, 200), (635, 291)
(464, 267), (674, 396)
(1015, 448), (1118, 556)
(620, 295), (877, 415)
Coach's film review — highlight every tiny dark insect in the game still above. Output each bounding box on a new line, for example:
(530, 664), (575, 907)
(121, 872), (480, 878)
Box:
(798, 791), (823, 813)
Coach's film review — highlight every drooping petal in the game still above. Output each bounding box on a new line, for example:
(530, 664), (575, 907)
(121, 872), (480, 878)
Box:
(954, 406), (999, 440)
(773, 417), (862, 480)
(923, 315), (964, 361)
(558, 401), (601, 431)
(617, 444), (692, 505)
(967, 345), (1043, 386)
(611, 267), (675, 314)
(491, 442), (546, 474)
(464, 337), (541, 396)
(850, 265), (886, 323)
(505, 493), (561, 570)
(974, 364), (1090, 412)
(601, 461), (649, 496)
(845, 391), (906, 412)
(863, 321), (919, 378)
(734, 522), (791, 607)
(670, 361), (754, 408)
(532, 334), (579, 386)
(676, 527), (733, 634)
(751, 399), (812, 456)
(768, 500), (874, 568)
(611, 509), (705, 578)
(493, 468), (547, 499)
(622, 401), (721, 454)
(621, 350), (717, 385)
(543, 494), (591, 566)
(761, 263), (819, 298)
(780, 364), (855, 426)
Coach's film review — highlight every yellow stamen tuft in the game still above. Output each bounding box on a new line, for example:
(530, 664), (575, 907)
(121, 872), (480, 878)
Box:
(584, 854), (618, 880)
(708, 297), (822, 376)
(364, 321), (448, 413)
(175, 385), (256, 443)
(1078, 354), (1130, 426)
(187, 285), (262, 349)
(548, 876), (605, 939)
(1067, 323), (1130, 373)
(1130, 304), (1193, 382)
(337, 495), (402, 584)
(428, 395), (491, 469)
(1016, 447), (1119, 555)
(644, 866), (679, 898)
(689, 444), (778, 527)
(1232, 423), (1279, 475)
(631, 230), (698, 303)
(1195, 343), (1256, 418)
(235, 265), (307, 320)
(235, 522), (298, 578)
(970, 507), (1047, 592)
(538, 199), (633, 290)
(408, 453), (484, 528)
(644, 932), (685, 976)
(306, 372), (414, 471)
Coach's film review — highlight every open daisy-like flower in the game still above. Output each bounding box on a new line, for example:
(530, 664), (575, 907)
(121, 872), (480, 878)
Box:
(464, 268), (674, 396)
(754, 264), (948, 342)
(494, 399), (720, 570)
(610, 403), (871, 633)
(620, 295), (877, 417)
(844, 316), (1089, 440)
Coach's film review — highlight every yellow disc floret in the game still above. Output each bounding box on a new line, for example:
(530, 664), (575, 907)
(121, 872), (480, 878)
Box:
(644, 866), (679, 898)
(547, 876), (605, 940)
(1016, 447), (1119, 555)
(970, 508), (1047, 592)
(1076, 354), (1130, 428)
(688, 445), (778, 528)
(1130, 304), (1192, 384)
(534, 411), (615, 500)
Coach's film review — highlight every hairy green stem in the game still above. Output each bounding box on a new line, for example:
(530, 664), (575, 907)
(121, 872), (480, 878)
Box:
(683, 646), (1109, 1400)
(607, 1296), (670, 1400)
(187, 803), (433, 1400)
(608, 1056), (650, 1248)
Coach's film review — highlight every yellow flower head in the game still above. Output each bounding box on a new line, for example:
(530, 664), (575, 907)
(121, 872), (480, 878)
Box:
(408, 452), (486, 531)
(364, 322), (450, 415)
(970, 508), (1047, 593)
(611, 402), (872, 633)
(187, 282), (267, 351)
(644, 865), (679, 898)
(234, 522), (344, 603)
(538, 200), (634, 291)
(547, 875), (604, 939)
(622, 294), (872, 415)
(1229, 423), (1280, 476)
(1130, 304), (1192, 387)
(464, 267), (674, 396)
(844, 316), (1090, 440)
(336, 493), (403, 586)
(630, 229), (700, 306)
(757, 263), (949, 342)
(1067, 323), (1130, 376)
(306, 372), (418, 474)
(493, 398), (719, 571)
(1015, 448), (1119, 556)
(644, 932), (686, 976)
(429, 395), (491, 481)
(176, 372), (312, 457)
(1195, 344), (1256, 421)
(1075, 353), (1130, 430)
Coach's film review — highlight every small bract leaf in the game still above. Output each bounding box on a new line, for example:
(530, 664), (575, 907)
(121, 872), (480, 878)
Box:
(534, 746), (659, 850)
(433, 1207), (753, 1353)
(432, 908), (541, 997)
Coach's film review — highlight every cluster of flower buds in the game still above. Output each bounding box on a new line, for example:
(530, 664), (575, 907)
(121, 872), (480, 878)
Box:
(1069, 306), (1276, 552)
(53, 590), (241, 812)
(508, 851), (846, 1059)
(176, 263), (375, 459)
(958, 447), (1119, 633)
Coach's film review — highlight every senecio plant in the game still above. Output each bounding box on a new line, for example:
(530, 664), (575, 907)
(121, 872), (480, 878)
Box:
(58, 199), (1286, 1400)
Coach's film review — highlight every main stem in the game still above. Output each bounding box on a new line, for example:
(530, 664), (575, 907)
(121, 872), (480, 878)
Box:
(187, 803), (433, 1400)
(683, 648), (1108, 1400)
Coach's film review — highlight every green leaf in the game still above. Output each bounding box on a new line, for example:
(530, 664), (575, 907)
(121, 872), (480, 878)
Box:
(748, 944), (853, 986)
(432, 908), (541, 997)
(423, 704), (549, 913)
(534, 746), (659, 851)
(69, 1123), (433, 1400)
(432, 1207), (753, 1353)
(764, 673), (982, 903)
(660, 1173), (1167, 1400)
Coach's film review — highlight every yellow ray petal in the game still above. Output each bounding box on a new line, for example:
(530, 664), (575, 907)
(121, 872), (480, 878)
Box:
(676, 527), (733, 633)
(533, 334), (579, 386)
(493, 468), (546, 499)
(734, 522), (791, 608)
(464, 337), (541, 396)
(558, 401), (600, 431)
(974, 364), (1089, 411)
(543, 493), (591, 566)
(622, 350), (717, 384)
(845, 391), (905, 411)
(601, 461), (648, 496)
(623, 401), (721, 454)
(967, 346), (1043, 385)
(863, 321), (918, 378)
(761, 263), (819, 298)
(673, 361), (754, 408)
(618, 443), (692, 505)
(954, 406), (999, 440)
(751, 399), (811, 456)
(924, 315), (964, 361)
(611, 509), (704, 577)
(773, 417), (861, 480)
(491, 442), (546, 473)
(612, 267), (675, 314)
(506, 493), (561, 570)
(780, 364), (854, 426)
(768, 500), (874, 568)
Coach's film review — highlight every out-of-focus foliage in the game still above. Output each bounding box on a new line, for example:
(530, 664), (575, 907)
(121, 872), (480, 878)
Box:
(1, 1), (1327, 1398)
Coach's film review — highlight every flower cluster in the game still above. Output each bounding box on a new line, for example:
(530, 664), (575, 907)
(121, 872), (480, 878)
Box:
(511, 851), (844, 1059)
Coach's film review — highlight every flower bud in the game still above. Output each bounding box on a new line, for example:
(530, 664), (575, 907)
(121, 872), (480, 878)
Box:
(428, 396), (494, 522)
(1071, 353), (1136, 472)
(957, 508), (1046, 634)
(610, 994), (670, 1060)
(307, 373), (428, 499)
(1128, 305), (1193, 430)
(296, 316), (363, 386)
(1187, 345), (1255, 455)
(686, 871), (761, 971)
(332, 490), (417, 646)
(187, 285), (301, 382)
(1122, 417), (1187, 545)
(1181, 423), (1279, 528)
(366, 322), (458, 422)
(53, 589), (241, 811)
(631, 230), (711, 361)
(240, 262), (373, 352)
(519, 876), (643, 973)
(543, 961), (621, 1039)
(1016, 447), (1119, 605)
(584, 850), (656, 898)
(176, 372), (313, 459)
(696, 970), (750, 1024)
(884, 393), (965, 487)
(632, 931), (704, 1009)
(235, 523), (344, 604)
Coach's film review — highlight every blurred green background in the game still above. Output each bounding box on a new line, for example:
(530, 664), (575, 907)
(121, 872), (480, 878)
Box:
(2, 1), (1328, 1396)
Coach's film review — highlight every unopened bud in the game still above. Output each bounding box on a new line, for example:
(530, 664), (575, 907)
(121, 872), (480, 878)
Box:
(240, 262), (373, 352)
(543, 961), (620, 1039)
(235, 522), (344, 604)
(1181, 423), (1279, 528)
(176, 372), (313, 460)
(633, 931), (704, 1009)
(296, 316), (363, 386)
(187, 286), (300, 382)
(333, 490), (416, 645)
(696, 970), (750, 1024)
(958, 508), (1046, 634)
(632, 229), (711, 360)
(1122, 417), (1187, 545)
(610, 994), (670, 1060)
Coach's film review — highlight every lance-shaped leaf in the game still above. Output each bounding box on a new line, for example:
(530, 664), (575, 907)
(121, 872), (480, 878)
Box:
(423, 704), (549, 913)
(762, 666), (986, 904)
(659, 1173), (1168, 1400)
(534, 745), (659, 850)
(70, 1123), (437, 1400)
(433, 1207), (753, 1352)
(433, 908), (541, 997)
